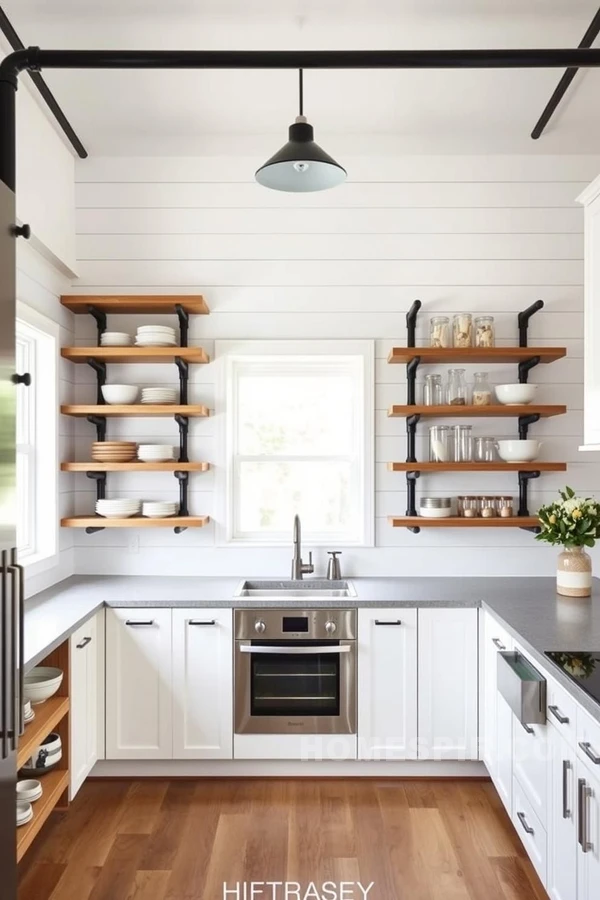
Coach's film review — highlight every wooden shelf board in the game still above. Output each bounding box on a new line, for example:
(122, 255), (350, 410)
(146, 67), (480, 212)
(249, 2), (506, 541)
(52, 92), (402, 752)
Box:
(388, 462), (567, 472)
(60, 404), (209, 418)
(61, 516), (210, 528)
(17, 697), (70, 770)
(389, 516), (540, 528)
(61, 294), (209, 315)
(387, 347), (566, 365)
(61, 346), (209, 364)
(16, 769), (69, 862)
(61, 461), (209, 472)
(387, 404), (567, 419)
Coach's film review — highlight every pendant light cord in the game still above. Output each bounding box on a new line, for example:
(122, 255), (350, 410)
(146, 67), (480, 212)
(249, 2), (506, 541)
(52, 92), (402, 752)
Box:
(299, 68), (303, 116)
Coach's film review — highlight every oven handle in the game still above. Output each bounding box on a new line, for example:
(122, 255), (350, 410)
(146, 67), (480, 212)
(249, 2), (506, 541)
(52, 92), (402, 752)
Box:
(239, 644), (351, 655)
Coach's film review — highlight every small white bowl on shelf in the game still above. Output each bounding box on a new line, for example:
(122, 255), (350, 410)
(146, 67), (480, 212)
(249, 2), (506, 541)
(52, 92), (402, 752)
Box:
(17, 801), (33, 826)
(96, 499), (141, 518)
(17, 779), (43, 803)
(100, 332), (132, 347)
(496, 440), (542, 462)
(142, 501), (179, 518)
(23, 667), (63, 705)
(138, 445), (175, 462)
(495, 384), (538, 405)
(101, 384), (139, 405)
(20, 732), (63, 775)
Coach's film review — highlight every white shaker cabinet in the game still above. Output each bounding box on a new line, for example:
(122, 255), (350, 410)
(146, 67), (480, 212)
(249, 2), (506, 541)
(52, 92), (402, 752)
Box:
(418, 608), (479, 760)
(105, 608), (173, 759)
(69, 609), (105, 797)
(172, 608), (233, 759)
(481, 611), (513, 781)
(357, 608), (417, 760)
(578, 761), (600, 900)
(578, 175), (600, 450)
(548, 724), (578, 900)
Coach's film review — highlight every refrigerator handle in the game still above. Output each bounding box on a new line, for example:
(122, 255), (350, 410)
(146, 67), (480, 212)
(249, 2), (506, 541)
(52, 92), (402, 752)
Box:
(1, 550), (8, 760)
(10, 548), (24, 739)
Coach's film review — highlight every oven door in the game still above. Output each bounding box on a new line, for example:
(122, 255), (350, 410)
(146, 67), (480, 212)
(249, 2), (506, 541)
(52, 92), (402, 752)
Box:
(235, 640), (356, 735)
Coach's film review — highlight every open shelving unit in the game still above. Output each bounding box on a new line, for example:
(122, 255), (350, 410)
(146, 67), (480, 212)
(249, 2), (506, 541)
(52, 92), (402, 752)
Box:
(60, 294), (211, 534)
(388, 299), (568, 533)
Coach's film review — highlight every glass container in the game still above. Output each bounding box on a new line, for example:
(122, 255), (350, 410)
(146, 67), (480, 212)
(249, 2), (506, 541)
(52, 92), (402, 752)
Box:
(479, 496), (497, 518)
(461, 496), (479, 518)
(497, 496), (514, 518)
(430, 316), (451, 349)
(447, 368), (468, 406)
(429, 425), (451, 463)
(472, 372), (493, 406)
(475, 316), (495, 348)
(451, 424), (473, 462)
(423, 374), (444, 406)
(473, 436), (497, 462)
(453, 314), (473, 348)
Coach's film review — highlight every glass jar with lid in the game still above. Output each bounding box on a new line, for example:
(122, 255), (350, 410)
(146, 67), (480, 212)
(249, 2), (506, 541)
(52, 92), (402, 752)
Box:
(473, 436), (497, 462)
(430, 316), (451, 348)
(472, 372), (493, 406)
(423, 374), (444, 406)
(475, 316), (495, 348)
(447, 368), (468, 406)
(451, 424), (473, 462)
(461, 496), (479, 518)
(479, 496), (497, 518)
(429, 425), (451, 462)
(497, 496), (514, 518)
(453, 314), (473, 348)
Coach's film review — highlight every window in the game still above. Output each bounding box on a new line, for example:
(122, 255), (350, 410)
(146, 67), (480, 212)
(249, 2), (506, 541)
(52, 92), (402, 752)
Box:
(16, 305), (58, 568)
(220, 341), (373, 545)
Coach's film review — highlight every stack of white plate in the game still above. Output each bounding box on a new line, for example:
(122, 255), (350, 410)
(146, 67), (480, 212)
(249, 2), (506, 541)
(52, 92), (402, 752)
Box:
(100, 331), (131, 347)
(96, 499), (141, 518)
(142, 501), (179, 518)
(17, 779), (42, 803)
(17, 801), (33, 827)
(141, 387), (178, 405)
(138, 445), (175, 462)
(23, 700), (34, 724)
(136, 325), (177, 347)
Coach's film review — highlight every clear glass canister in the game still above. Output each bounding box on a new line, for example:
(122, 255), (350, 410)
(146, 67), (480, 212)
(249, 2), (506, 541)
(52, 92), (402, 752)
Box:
(451, 424), (473, 462)
(461, 496), (479, 518)
(473, 436), (497, 462)
(423, 374), (444, 406)
(429, 425), (451, 463)
(497, 496), (514, 517)
(453, 314), (473, 348)
(447, 368), (468, 406)
(480, 495), (497, 518)
(475, 316), (495, 348)
(430, 316), (451, 348)
(472, 372), (493, 406)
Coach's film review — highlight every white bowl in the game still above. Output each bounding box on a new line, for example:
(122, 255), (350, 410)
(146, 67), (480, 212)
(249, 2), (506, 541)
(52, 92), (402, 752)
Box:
(496, 440), (542, 462)
(23, 667), (63, 704)
(101, 384), (139, 405)
(101, 332), (132, 346)
(17, 801), (33, 825)
(17, 779), (42, 802)
(495, 384), (538, 406)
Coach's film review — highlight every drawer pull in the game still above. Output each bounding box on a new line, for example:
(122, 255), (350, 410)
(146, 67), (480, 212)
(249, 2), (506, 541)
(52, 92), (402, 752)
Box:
(125, 620), (155, 626)
(549, 704), (569, 725)
(563, 759), (571, 819)
(521, 722), (535, 735)
(516, 811), (534, 836)
(374, 620), (402, 626)
(76, 636), (92, 649)
(492, 637), (506, 650)
(578, 778), (591, 852)
(579, 741), (600, 765)
(188, 619), (216, 626)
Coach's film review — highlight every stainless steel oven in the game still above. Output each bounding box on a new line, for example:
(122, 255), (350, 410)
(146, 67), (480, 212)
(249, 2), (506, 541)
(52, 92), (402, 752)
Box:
(234, 608), (356, 735)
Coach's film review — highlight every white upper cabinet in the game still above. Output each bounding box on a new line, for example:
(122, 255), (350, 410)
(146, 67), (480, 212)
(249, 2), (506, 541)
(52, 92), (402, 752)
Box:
(105, 608), (173, 760)
(172, 609), (233, 759)
(418, 608), (479, 760)
(578, 176), (600, 450)
(357, 608), (417, 760)
(69, 609), (104, 797)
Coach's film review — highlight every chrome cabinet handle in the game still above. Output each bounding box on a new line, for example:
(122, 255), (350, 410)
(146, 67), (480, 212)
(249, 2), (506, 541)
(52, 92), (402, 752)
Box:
(492, 638), (506, 650)
(1, 551), (8, 760)
(579, 741), (600, 765)
(188, 619), (216, 626)
(549, 704), (570, 725)
(374, 619), (402, 626)
(125, 620), (155, 626)
(517, 811), (534, 836)
(521, 722), (535, 735)
(578, 778), (591, 852)
(239, 645), (351, 655)
(8, 557), (19, 752)
(76, 636), (92, 649)
(563, 760), (571, 819)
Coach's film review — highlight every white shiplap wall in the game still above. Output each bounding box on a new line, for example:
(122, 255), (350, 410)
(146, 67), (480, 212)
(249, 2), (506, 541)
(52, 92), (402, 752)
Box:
(67, 154), (600, 577)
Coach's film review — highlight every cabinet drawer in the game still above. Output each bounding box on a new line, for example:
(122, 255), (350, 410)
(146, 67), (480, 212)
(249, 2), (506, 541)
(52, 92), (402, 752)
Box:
(513, 775), (547, 886)
(577, 707), (600, 777)
(484, 615), (513, 655)
(513, 717), (549, 827)
(547, 674), (578, 746)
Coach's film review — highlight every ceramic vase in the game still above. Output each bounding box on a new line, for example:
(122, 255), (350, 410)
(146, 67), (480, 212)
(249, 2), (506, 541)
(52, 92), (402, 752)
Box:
(556, 545), (592, 598)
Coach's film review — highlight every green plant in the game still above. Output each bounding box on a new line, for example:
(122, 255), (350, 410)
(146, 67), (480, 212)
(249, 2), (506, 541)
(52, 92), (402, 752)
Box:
(536, 486), (600, 548)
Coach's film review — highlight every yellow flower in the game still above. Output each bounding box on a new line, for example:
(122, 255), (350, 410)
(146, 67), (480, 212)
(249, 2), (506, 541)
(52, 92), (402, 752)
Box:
(572, 509), (582, 519)
(549, 514), (557, 524)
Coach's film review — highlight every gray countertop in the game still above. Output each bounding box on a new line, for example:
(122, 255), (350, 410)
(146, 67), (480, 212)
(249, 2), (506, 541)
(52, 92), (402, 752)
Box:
(23, 575), (600, 725)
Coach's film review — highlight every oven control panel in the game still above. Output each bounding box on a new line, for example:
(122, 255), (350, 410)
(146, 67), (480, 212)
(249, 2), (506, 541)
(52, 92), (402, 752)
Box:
(235, 608), (356, 641)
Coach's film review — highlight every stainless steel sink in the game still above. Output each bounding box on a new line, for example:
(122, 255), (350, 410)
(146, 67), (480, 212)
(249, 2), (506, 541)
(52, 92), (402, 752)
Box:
(233, 579), (357, 599)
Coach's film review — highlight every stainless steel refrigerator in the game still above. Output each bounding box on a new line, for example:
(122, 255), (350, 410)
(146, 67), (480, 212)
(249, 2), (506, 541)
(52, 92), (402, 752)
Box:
(0, 177), (24, 899)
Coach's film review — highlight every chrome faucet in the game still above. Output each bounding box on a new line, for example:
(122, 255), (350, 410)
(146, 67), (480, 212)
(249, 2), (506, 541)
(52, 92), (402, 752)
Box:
(291, 514), (314, 580)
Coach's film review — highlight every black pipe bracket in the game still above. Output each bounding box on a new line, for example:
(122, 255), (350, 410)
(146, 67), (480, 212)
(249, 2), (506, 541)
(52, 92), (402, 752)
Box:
(86, 414), (107, 443)
(406, 300), (422, 348)
(518, 413), (541, 440)
(518, 356), (541, 385)
(88, 306), (107, 345)
(518, 300), (544, 347)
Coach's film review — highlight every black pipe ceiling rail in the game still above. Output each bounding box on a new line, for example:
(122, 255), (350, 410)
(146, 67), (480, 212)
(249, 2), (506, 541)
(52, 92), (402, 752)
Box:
(531, 6), (600, 140)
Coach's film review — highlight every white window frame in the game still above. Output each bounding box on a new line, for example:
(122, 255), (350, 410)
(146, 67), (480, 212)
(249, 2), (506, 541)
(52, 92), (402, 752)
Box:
(216, 340), (374, 547)
(16, 303), (59, 572)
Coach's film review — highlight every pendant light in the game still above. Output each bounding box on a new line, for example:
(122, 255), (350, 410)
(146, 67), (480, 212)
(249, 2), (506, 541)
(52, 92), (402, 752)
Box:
(255, 69), (347, 192)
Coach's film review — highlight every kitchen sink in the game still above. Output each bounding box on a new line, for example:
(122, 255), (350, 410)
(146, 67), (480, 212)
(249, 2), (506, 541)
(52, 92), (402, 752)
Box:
(233, 579), (357, 599)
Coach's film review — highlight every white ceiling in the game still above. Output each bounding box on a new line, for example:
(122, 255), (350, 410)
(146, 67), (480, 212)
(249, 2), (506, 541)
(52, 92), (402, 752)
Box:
(3, 0), (600, 155)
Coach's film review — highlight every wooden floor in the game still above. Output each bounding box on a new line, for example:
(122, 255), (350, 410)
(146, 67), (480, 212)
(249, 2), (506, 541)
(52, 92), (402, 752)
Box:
(18, 778), (547, 900)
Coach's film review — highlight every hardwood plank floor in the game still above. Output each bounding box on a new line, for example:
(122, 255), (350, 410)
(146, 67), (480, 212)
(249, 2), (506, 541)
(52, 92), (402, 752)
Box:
(18, 779), (547, 900)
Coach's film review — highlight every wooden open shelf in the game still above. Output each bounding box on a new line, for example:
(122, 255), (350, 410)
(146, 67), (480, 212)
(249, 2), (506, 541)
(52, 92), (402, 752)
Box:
(16, 769), (69, 862)
(387, 347), (566, 365)
(388, 461), (566, 473)
(61, 346), (209, 364)
(61, 294), (209, 315)
(61, 461), (209, 472)
(387, 404), (567, 419)
(389, 515), (540, 528)
(17, 697), (70, 770)
(61, 515), (210, 528)
(60, 404), (209, 418)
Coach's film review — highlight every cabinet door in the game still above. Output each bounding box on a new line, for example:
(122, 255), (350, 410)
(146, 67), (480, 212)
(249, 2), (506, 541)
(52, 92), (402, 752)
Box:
(578, 762), (600, 900)
(69, 611), (103, 798)
(357, 608), (417, 760)
(548, 725), (577, 900)
(513, 718), (549, 827)
(172, 609), (233, 759)
(105, 608), (172, 759)
(481, 612), (513, 777)
(418, 608), (478, 760)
